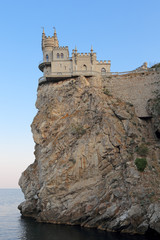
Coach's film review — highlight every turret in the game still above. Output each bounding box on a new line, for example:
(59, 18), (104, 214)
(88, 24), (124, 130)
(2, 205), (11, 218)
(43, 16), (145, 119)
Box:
(42, 28), (59, 50)
(41, 28), (59, 63)
(39, 28), (59, 73)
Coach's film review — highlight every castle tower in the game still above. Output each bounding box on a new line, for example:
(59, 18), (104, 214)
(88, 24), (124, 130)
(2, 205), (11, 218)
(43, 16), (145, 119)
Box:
(42, 28), (59, 50)
(42, 28), (59, 62)
(39, 28), (60, 74)
(38, 29), (111, 85)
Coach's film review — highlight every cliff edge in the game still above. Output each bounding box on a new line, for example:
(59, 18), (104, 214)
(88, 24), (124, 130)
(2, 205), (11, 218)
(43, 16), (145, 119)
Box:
(18, 76), (160, 234)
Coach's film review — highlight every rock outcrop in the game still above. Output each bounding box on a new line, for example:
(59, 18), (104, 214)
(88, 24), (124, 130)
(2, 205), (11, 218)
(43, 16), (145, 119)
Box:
(18, 76), (160, 235)
(147, 96), (160, 139)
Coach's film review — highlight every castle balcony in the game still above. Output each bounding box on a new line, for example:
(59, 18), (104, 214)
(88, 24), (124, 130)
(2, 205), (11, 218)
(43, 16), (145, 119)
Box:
(38, 61), (51, 72)
(38, 73), (73, 85)
(38, 71), (94, 85)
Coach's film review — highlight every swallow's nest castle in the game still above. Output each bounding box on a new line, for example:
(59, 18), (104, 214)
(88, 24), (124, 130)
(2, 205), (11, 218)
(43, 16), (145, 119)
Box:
(38, 29), (111, 84)
(38, 29), (160, 119)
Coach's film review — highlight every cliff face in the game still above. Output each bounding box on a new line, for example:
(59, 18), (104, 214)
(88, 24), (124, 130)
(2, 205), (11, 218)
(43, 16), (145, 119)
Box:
(19, 76), (160, 234)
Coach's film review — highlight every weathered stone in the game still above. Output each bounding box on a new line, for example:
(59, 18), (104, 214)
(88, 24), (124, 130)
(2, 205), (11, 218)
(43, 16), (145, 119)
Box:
(19, 76), (160, 235)
(113, 109), (131, 120)
(146, 97), (160, 139)
(148, 204), (160, 234)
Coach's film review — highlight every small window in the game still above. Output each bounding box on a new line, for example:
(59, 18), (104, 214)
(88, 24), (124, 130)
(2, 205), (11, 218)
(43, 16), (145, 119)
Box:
(57, 53), (60, 58)
(46, 54), (49, 62)
(82, 64), (87, 71)
(61, 53), (64, 58)
(101, 68), (106, 75)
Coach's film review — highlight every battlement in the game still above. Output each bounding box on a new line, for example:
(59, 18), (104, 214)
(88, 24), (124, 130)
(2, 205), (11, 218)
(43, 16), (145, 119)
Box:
(55, 46), (68, 50)
(42, 28), (59, 49)
(77, 53), (90, 57)
(97, 60), (111, 64)
(72, 49), (96, 56)
(45, 36), (54, 40)
(43, 37), (55, 48)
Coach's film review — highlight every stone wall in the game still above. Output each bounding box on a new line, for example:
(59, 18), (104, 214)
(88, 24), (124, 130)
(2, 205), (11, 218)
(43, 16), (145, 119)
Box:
(51, 60), (72, 73)
(102, 71), (160, 117)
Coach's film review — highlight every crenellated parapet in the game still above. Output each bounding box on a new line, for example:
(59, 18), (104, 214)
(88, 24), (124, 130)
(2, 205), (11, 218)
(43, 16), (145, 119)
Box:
(76, 52), (95, 57)
(56, 46), (68, 50)
(42, 28), (59, 50)
(97, 60), (111, 64)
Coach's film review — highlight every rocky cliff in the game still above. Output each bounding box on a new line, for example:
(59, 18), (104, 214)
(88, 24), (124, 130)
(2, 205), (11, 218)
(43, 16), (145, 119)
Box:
(18, 76), (160, 235)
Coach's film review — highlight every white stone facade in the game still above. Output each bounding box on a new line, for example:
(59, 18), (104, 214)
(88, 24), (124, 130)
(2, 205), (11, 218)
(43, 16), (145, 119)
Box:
(39, 29), (111, 83)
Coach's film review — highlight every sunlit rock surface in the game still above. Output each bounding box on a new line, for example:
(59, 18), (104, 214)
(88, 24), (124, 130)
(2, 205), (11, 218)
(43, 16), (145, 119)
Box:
(19, 76), (160, 234)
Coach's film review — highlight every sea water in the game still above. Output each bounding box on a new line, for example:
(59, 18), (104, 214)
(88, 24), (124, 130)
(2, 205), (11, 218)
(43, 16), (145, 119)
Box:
(0, 189), (159, 240)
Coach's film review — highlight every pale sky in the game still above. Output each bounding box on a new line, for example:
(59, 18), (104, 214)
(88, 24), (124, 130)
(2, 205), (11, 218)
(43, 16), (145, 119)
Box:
(0, 0), (160, 188)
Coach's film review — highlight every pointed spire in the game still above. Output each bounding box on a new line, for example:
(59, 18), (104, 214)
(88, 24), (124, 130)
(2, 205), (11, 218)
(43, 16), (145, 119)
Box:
(53, 27), (57, 37)
(74, 46), (77, 65)
(41, 27), (45, 36)
(90, 45), (94, 65)
(53, 27), (59, 47)
(41, 27), (45, 50)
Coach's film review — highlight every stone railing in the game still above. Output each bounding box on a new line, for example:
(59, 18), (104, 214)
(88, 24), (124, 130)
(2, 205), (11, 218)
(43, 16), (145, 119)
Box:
(110, 68), (156, 76)
(72, 70), (100, 76)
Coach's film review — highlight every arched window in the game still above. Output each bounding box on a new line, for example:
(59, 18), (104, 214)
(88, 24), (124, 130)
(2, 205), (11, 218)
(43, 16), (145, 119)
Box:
(61, 53), (64, 58)
(46, 54), (49, 62)
(101, 68), (106, 75)
(57, 53), (60, 58)
(82, 64), (87, 71)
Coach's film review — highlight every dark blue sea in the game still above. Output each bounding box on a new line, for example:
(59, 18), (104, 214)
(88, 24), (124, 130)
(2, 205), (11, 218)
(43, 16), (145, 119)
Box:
(0, 189), (159, 240)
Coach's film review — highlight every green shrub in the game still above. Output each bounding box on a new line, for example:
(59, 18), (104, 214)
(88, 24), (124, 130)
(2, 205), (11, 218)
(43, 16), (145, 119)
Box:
(135, 158), (147, 172)
(148, 165), (152, 171)
(130, 139), (135, 144)
(71, 124), (86, 137)
(126, 102), (133, 107)
(136, 144), (149, 157)
(69, 158), (76, 164)
(103, 88), (112, 96)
